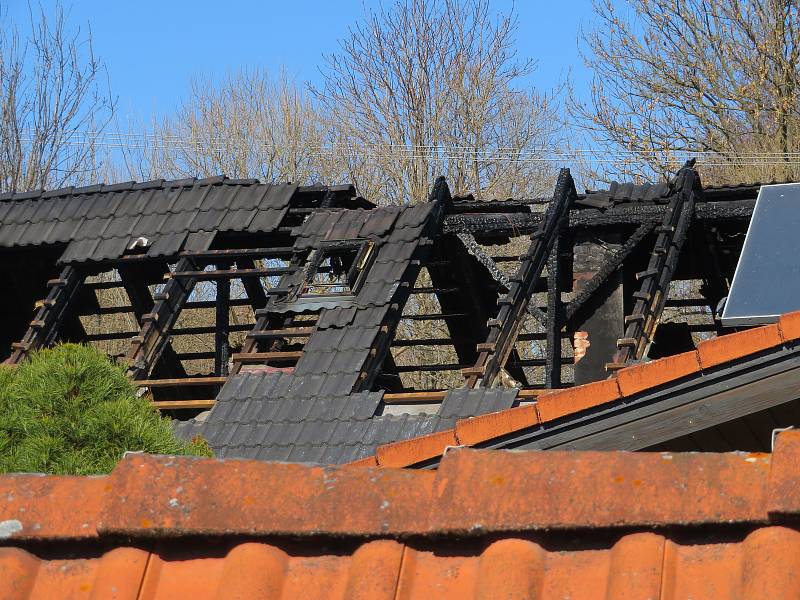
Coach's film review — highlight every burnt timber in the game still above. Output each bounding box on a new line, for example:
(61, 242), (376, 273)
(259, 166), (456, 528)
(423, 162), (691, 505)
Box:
(0, 166), (793, 464)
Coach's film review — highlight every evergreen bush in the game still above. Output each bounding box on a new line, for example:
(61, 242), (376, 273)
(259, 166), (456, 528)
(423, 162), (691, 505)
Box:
(0, 344), (211, 474)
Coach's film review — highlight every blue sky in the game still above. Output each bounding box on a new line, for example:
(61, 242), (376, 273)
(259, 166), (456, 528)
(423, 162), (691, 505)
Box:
(6, 1), (609, 121)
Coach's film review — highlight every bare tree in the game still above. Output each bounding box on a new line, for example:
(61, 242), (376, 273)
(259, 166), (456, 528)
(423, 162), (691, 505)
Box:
(574, 0), (800, 183)
(0, 3), (114, 192)
(317, 0), (561, 203)
(122, 69), (329, 183)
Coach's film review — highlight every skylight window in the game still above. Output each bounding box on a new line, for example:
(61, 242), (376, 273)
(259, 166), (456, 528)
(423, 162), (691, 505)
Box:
(303, 240), (374, 296)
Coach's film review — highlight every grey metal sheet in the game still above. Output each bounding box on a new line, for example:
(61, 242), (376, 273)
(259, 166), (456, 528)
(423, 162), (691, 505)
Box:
(722, 183), (800, 326)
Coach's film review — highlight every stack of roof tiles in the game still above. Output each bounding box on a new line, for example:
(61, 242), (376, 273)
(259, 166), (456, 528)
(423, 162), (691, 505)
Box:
(5, 432), (800, 597)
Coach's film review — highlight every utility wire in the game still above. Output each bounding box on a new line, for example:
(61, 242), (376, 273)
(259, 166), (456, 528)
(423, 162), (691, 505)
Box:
(17, 131), (800, 167)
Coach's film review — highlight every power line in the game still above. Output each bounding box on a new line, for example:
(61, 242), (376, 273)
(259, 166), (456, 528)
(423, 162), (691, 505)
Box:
(17, 130), (800, 167)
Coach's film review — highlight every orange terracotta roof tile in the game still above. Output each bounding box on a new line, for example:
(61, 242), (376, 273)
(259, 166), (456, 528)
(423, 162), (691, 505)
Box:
(778, 310), (800, 342)
(345, 455), (379, 468)
(431, 446), (771, 532)
(99, 453), (436, 537)
(536, 378), (622, 423)
(454, 404), (540, 446)
(697, 323), (783, 369)
(9, 530), (800, 599)
(0, 474), (107, 540)
(767, 427), (800, 516)
(3, 436), (800, 597)
(376, 429), (458, 468)
(616, 349), (701, 397)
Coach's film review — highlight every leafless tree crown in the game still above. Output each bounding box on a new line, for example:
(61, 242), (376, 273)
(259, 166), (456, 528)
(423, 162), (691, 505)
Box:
(0, 3), (114, 192)
(122, 69), (328, 184)
(574, 0), (800, 184)
(318, 0), (561, 203)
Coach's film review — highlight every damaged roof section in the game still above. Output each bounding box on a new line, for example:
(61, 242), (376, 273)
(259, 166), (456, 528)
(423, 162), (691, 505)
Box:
(5, 434), (800, 597)
(3, 165), (797, 465)
(358, 310), (800, 468)
(0, 177), (315, 262)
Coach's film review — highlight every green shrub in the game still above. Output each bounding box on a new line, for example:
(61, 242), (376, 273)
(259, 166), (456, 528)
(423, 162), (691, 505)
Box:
(0, 344), (212, 474)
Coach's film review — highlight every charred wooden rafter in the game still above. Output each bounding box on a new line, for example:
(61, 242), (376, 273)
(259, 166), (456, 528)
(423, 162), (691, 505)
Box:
(424, 234), (528, 385)
(230, 191), (343, 372)
(8, 266), (86, 364)
(545, 224), (565, 388)
(464, 168), (577, 388)
(215, 261), (232, 377)
(611, 162), (700, 368)
(118, 265), (187, 379)
(456, 232), (548, 326)
(564, 222), (655, 324)
(125, 257), (199, 379)
(354, 177), (451, 392)
(442, 198), (753, 238)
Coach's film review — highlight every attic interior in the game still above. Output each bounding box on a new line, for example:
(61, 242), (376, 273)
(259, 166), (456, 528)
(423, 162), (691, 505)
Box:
(0, 164), (792, 454)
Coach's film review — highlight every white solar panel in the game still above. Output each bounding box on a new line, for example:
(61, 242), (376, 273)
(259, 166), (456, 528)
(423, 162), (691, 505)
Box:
(721, 183), (800, 326)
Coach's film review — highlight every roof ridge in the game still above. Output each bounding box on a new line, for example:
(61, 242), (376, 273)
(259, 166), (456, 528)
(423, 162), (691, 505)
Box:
(0, 175), (262, 202)
(6, 434), (800, 541)
(357, 310), (800, 468)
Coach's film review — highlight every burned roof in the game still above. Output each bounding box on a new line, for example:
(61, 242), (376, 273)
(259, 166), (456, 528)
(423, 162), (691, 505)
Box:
(0, 177), (304, 262)
(5, 433), (800, 596)
(176, 374), (517, 463)
(1, 165), (798, 465)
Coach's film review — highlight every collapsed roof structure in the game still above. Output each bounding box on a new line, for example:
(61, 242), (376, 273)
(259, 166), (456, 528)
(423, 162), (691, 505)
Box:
(1, 162), (797, 463)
